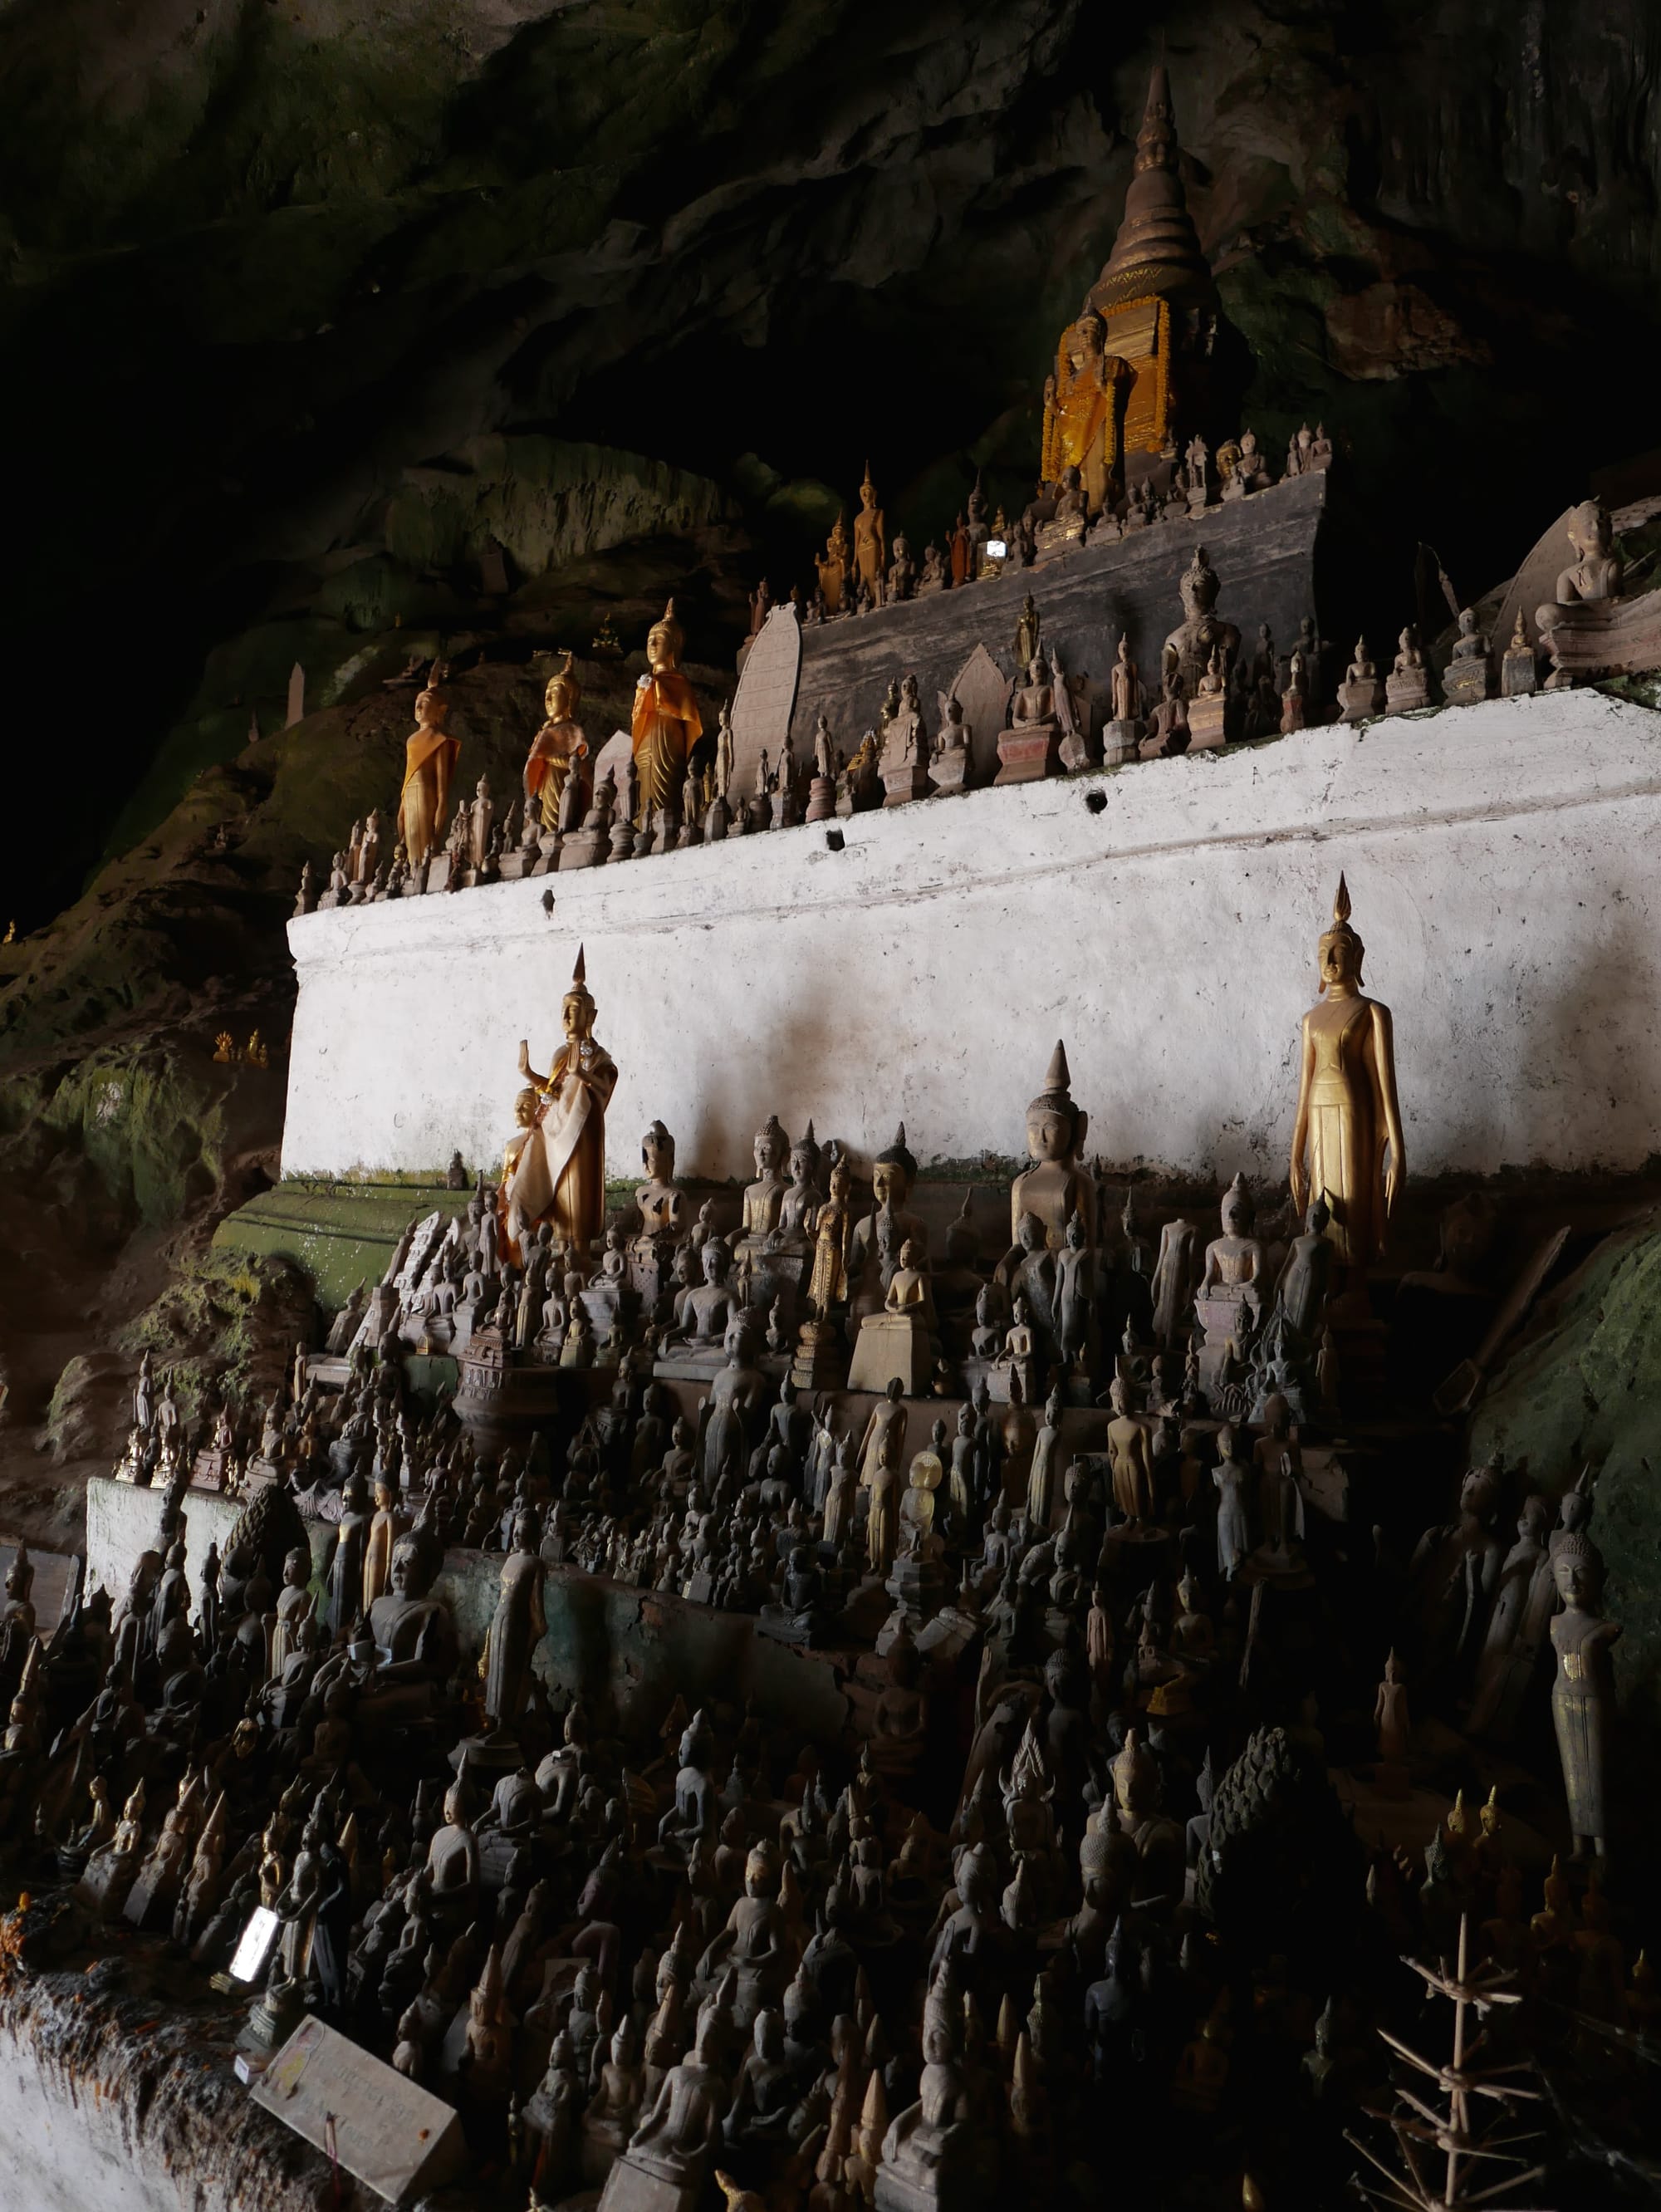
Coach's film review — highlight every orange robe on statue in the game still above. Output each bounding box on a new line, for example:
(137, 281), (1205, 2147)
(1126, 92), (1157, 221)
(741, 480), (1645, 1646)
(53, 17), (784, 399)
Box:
(630, 673), (703, 824)
(399, 725), (462, 866)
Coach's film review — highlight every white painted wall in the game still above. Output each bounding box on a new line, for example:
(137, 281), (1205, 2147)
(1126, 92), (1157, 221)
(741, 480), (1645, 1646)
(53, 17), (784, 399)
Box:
(281, 694), (1661, 1189)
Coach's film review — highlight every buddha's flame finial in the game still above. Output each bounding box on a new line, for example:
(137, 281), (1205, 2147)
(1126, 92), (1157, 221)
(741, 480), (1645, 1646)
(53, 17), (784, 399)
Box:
(1334, 873), (1351, 927)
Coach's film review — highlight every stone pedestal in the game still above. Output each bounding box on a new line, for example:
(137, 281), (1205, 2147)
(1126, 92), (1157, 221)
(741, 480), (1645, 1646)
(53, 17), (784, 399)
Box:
(882, 762), (933, 806)
(497, 848), (537, 881)
(791, 1322), (848, 1393)
(771, 788), (801, 830)
(1443, 656), (1492, 708)
(648, 810), (682, 856)
(994, 721), (1061, 784)
(885, 1549), (947, 1626)
(1057, 726), (1094, 772)
(190, 1449), (231, 1494)
(1384, 668), (1432, 714)
(599, 2152), (703, 2212)
(558, 827), (609, 871)
(805, 775), (837, 822)
(1100, 718), (1141, 765)
(928, 748), (970, 794)
(608, 818), (639, 862)
(1278, 689), (1307, 735)
(676, 818), (703, 849)
(702, 797), (728, 841)
(846, 1312), (936, 1395)
(1338, 676), (1384, 723)
(1187, 694), (1228, 752)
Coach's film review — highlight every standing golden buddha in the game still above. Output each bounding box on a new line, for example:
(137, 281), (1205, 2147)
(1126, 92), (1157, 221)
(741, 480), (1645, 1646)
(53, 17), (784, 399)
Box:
(1289, 876), (1405, 1276)
(630, 601), (703, 826)
(398, 665), (462, 868)
(503, 946), (618, 1263)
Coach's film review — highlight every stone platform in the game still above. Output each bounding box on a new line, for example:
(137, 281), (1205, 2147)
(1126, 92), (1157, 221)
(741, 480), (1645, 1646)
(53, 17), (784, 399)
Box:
(277, 690), (1661, 1193)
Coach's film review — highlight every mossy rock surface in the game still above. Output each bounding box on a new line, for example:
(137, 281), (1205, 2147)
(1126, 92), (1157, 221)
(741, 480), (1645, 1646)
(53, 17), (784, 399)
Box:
(1473, 1214), (1661, 1746)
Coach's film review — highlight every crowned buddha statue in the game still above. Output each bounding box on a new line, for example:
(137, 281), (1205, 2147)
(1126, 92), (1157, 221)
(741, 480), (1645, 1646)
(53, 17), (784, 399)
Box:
(523, 650), (589, 832)
(629, 1120), (687, 1318)
(1007, 1042), (1093, 1258)
(777, 1123), (824, 1243)
(1289, 876), (1405, 1290)
(995, 653), (1062, 785)
(398, 665), (462, 871)
(852, 465), (888, 608)
(631, 601), (703, 827)
(739, 1115), (790, 1244)
(1162, 545), (1239, 701)
(505, 948), (618, 1265)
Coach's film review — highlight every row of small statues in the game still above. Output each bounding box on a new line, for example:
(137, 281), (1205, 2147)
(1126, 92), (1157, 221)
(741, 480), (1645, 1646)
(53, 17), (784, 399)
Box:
(782, 428), (1331, 626)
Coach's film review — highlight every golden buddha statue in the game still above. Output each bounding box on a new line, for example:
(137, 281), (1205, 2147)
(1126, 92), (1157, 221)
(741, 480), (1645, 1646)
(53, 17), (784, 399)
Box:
(398, 665), (462, 868)
(1037, 66), (1216, 503)
(1289, 877), (1405, 1277)
(630, 601), (703, 827)
(504, 947), (618, 1263)
(523, 650), (589, 829)
(851, 465), (887, 608)
(815, 513), (851, 614)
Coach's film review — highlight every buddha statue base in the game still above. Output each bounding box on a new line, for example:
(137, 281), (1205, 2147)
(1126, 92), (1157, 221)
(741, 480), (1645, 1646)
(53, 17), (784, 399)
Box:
(884, 1549), (948, 1627)
(676, 817), (703, 849)
(599, 2151), (703, 2212)
(190, 1447), (231, 1494)
(1384, 667), (1432, 714)
(534, 831), (561, 873)
(648, 809), (682, 856)
(497, 848), (536, 881)
(702, 797), (728, 841)
(790, 1321), (849, 1393)
(1100, 718), (1141, 765)
(559, 826), (610, 871)
(882, 761), (933, 807)
(1443, 659), (1492, 708)
(1058, 727), (1094, 772)
(805, 775), (838, 822)
(770, 787), (801, 831)
(609, 818), (639, 863)
(928, 746), (970, 794)
(994, 722), (1061, 785)
(1186, 694), (1227, 753)
(1337, 675), (1384, 723)
(847, 1312), (938, 1397)
(1034, 517), (1085, 565)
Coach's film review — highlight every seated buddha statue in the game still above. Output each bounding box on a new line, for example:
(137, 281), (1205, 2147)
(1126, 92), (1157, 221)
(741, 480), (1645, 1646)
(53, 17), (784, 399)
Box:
(850, 1126), (928, 1332)
(669, 1240), (737, 1355)
(739, 1115), (790, 1244)
(776, 1123), (824, 1243)
(1195, 1173), (1267, 1311)
(1162, 544), (1239, 701)
(815, 512), (852, 615)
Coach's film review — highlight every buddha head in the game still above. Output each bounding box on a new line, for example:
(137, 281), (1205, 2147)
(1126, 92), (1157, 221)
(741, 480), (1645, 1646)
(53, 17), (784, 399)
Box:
(787, 1121), (820, 1190)
(752, 1113), (789, 1181)
(1317, 875), (1365, 994)
(414, 665), (452, 728)
(1565, 498), (1612, 564)
(872, 1124), (918, 1210)
(1177, 546), (1219, 621)
(1025, 1040), (1087, 1165)
(1304, 1193), (1331, 1238)
(513, 1086), (539, 1131)
(859, 462), (879, 514)
(1552, 1531), (1604, 1610)
(644, 600), (684, 675)
(543, 649), (581, 722)
(641, 1121), (675, 1184)
(388, 1532), (436, 1606)
(561, 945), (596, 1041)
(1219, 1173), (1255, 1237)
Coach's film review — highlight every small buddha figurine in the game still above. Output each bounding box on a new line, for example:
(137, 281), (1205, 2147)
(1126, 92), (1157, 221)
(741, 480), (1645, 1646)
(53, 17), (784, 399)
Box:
(1274, 1194), (1335, 1341)
(815, 512), (852, 614)
(1384, 624), (1431, 712)
(523, 650), (589, 830)
(918, 542), (948, 593)
(1008, 1041), (1093, 1255)
(887, 534), (917, 602)
(1011, 653), (1055, 727)
(1289, 877), (1405, 1281)
(930, 693), (973, 792)
(398, 666), (462, 869)
(1549, 1534), (1620, 1859)
(631, 601), (703, 826)
(1443, 607), (1494, 706)
(850, 1125), (928, 1313)
(426, 1780), (480, 1905)
(1105, 1378), (1154, 1523)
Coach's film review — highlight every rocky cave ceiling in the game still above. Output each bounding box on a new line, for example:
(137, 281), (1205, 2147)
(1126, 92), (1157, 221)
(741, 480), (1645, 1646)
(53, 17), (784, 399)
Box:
(7, 0), (1661, 925)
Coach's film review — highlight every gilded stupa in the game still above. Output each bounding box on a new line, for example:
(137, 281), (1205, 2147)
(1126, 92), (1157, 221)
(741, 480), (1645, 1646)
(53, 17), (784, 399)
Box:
(1040, 66), (1218, 512)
